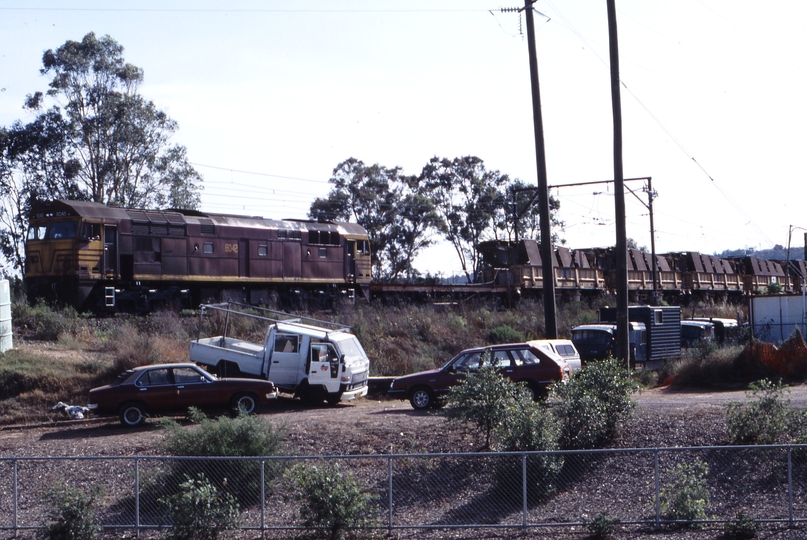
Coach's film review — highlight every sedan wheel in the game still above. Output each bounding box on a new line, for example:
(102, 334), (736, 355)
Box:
(231, 393), (257, 415)
(409, 387), (434, 410)
(119, 403), (146, 427)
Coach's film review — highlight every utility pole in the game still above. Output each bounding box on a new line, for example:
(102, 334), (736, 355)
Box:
(523, 0), (557, 339)
(606, 0), (630, 367)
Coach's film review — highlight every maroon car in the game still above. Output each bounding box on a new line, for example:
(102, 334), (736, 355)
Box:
(388, 343), (570, 410)
(88, 363), (278, 426)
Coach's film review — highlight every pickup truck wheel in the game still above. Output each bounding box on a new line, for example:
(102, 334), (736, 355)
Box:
(119, 403), (146, 427)
(409, 387), (434, 410)
(326, 392), (342, 406)
(231, 393), (257, 415)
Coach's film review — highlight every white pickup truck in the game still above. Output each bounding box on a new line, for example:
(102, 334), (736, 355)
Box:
(189, 303), (370, 404)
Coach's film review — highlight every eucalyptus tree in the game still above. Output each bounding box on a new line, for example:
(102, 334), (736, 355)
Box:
(309, 158), (440, 281)
(0, 32), (202, 273)
(420, 156), (509, 283)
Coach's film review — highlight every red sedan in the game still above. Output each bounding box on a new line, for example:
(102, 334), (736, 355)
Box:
(388, 343), (570, 410)
(88, 363), (277, 426)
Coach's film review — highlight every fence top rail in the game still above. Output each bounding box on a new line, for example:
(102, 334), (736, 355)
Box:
(2, 443), (807, 461)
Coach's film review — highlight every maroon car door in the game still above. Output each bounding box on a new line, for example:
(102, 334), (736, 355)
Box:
(509, 347), (558, 383)
(172, 366), (224, 410)
(133, 368), (176, 410)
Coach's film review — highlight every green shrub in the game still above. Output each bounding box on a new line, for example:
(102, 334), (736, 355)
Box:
(766, 282), (782, 294)
(13, 299), (80, 340)
(158, 408), (287, 504)
(37, 483), (101, 540)
(161, 473), (239, 540)
(724, 511), (759, 539)
(285, 462), (378, 540)
(441, 356), (526, 449)
(726, 379), (796, 445)
(494, 395), (564, 500)
(551, 357), (638, 449)
(659, 459), (709, 527)
(488, 325), (525, 344)
(583, 511), (620, 538)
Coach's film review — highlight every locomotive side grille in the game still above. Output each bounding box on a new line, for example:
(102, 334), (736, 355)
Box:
(165, 213), (185, 224)
(199, 219), (215, 235)
(127, 210), (148, 221)
(145, 211), (168, 224)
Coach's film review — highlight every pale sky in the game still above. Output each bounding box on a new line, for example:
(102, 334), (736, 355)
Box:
(1, 1), (805, 276)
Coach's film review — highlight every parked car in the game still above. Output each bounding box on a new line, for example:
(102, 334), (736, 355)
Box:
(528, 339), (582, 371)
(388, 343), (570, 410)
(88, 363), (278, 427)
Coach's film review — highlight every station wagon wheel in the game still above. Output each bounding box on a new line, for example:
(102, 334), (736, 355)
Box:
(409, 387), (434, 410)
(521, 383), (543, 402)
(118, 403), (146, 427)
(231, 393), (257, 415)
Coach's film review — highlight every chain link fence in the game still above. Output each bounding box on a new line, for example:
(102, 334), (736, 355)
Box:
(2, 445), (807, 537)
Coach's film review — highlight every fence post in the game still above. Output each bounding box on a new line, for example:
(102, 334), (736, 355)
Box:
(13, 458), (17, 538)
(522, 453), (528, 531)
(788, 446), (794, 526)
(387, 455), (393, 534)
(135, 458), (140, 539)
(260, 459), (266, 538)
(654, 449), (660, 529)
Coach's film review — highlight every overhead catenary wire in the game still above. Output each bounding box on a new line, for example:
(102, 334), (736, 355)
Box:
(539, 0), (778, 251)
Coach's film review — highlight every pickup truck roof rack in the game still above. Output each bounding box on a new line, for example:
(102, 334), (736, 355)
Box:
(197, 302), (353, 337)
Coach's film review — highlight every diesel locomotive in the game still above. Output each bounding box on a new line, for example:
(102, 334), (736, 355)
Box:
(24, 199), (372, 312)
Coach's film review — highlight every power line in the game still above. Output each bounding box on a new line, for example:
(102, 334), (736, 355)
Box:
(192, 163), (330, 185)
(0, 7), (487, 13)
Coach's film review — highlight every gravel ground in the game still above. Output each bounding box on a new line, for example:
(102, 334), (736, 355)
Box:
(2, 387), (807, 539)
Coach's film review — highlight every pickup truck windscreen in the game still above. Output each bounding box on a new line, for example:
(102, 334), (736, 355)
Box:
(332, 335), (369, 363)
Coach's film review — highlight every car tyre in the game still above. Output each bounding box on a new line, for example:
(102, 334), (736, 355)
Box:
(231, 393), (257, 415)
(409, 387), (434, 410)
(519, 382), (543, 402)
(119, 403), (146, 427)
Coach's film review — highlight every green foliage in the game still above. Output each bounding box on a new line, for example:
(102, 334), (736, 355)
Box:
(659, 459), (710, 527)
(37, 483), (101, 540)
(441, 356), (525, 449)
(0, 32), (201, 273)
(724, 512), (759, 539)
(161, 473), (239, 540)
(583, 511), (620, 539)
(766, 282), (783, 294)
(487, 325), (525, 344)
(551, 357), (639, 449)
(159, 408), (287, 503)
(494, 394), (564, 500)
(12, 299), (79, 340)
(310, 158), (441, 281)
(632, 367), (658, 388)
(285, 462), (378, 540)
(726, 379), (797, 445)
